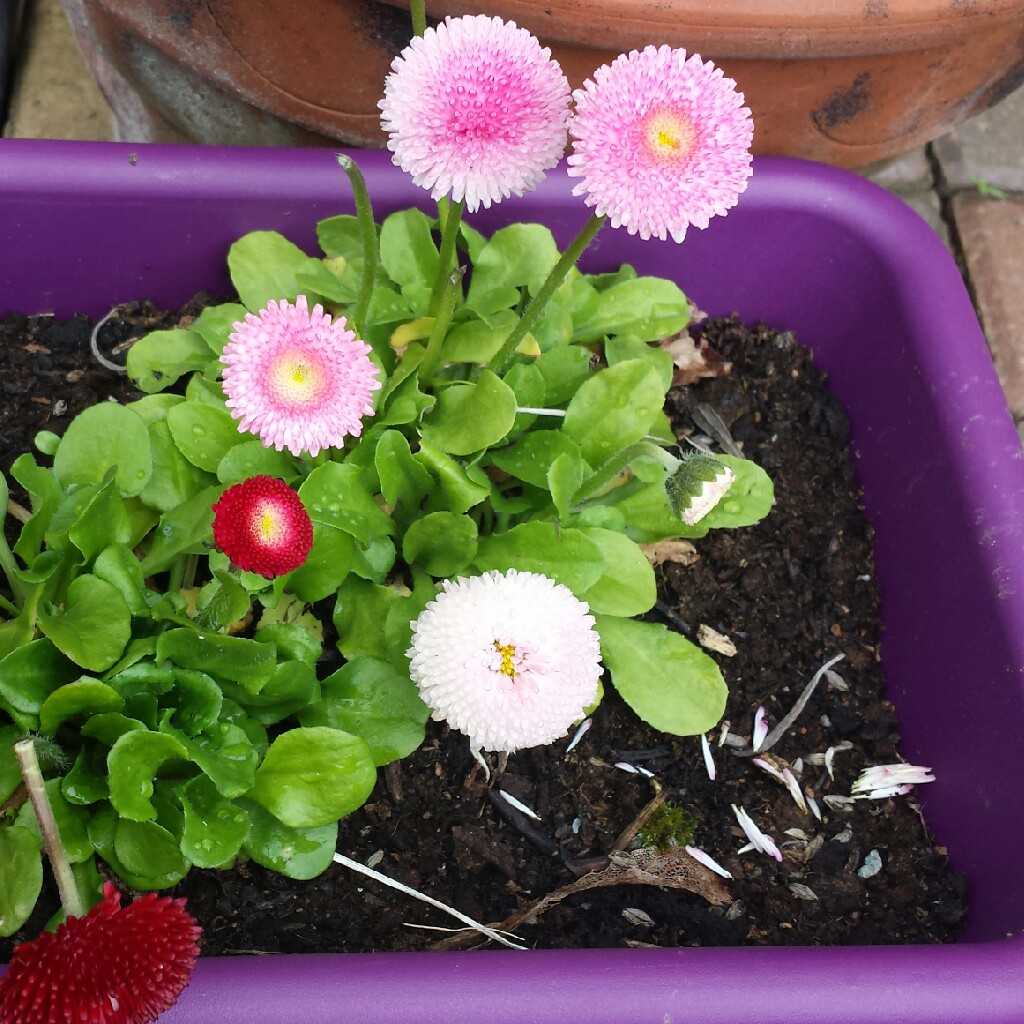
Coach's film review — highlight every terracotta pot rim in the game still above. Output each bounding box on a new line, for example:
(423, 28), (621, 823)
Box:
(399, 0), (1024, 57)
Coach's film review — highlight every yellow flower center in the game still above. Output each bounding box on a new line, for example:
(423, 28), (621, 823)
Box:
(253, 501), (285, 545)
(641, 110), (696, 164)
(270, 349), (328, 406)
(494, 641), (519, 679)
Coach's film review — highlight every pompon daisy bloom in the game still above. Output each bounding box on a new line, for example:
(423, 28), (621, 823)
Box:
(567, 45), (754, 243)
(380, 15), (571, 212)
(212, 475), (314, 578)
(0, 881), (200, 1024)
(221, 295), (380, 457)
(407, 569), (602, 752)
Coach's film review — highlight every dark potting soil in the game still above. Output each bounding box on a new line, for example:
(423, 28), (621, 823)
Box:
(0, 303), (967, 960)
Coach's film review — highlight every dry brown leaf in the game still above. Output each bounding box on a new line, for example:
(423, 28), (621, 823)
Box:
(660, 332), (732, 386)
(641, 539), (699, 567)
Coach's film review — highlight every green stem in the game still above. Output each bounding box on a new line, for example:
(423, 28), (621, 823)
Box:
(572, 441), (678, 508)
(409, 0), (426, 37)
(487, 213), (606, 377)
(336, 154), (379, 335)
(15, 738), (85, 919)
(428, 200), (464, 318)
(182, 553), (199, 591)
(418, 267), (465, 381)
(167, 557), (186, 595)
(0, 534), (26, 609)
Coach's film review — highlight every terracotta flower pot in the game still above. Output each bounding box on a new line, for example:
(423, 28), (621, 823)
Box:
(1, 140), (1024, 1021)
(58, 0), (1024, 166)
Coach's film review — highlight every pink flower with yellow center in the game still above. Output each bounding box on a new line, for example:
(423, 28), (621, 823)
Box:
(567, 45), (754, 243)
(379, 15), (571, 212)
(222, 295), (381, 457)
(212, 475), (314, 578)
(407, 569), (602, 752)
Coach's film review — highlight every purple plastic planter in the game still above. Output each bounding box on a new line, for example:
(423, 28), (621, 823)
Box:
(2, 140), (1023, 1023)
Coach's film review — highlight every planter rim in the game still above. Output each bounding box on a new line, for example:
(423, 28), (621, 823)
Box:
(2, 138), (1024, 1024)
(383, 0), (1024, 56)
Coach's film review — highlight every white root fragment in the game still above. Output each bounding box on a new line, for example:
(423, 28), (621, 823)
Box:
(497, 789), (541, 821)
(333, 852), (526, 950)
(565, 718), (592, 753)
(696, 624), (738, 657)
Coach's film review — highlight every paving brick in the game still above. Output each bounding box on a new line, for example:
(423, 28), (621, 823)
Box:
(933, 86), (1024, 194)
(3, 0), (113, 141)
(952, 192), (1024, 417)
(863, 147), (934, 193)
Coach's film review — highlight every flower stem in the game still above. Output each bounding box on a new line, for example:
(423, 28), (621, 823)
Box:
(409, 0), (426, 37)
(15, 737), (85, 920)
(419, 267), (465, 381)
(487, 213), (606, 377)
(429, 199), (464, 318)
(336, 153), (379, 335)
(572, 440), (678, 507)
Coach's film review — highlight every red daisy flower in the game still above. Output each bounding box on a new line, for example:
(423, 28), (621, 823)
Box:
(211, 475), (314, 578)
(0, 881), (201, 1024)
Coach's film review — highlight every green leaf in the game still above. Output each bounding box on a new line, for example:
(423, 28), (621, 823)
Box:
(548, 450), (587, 520)
(490, 430), (584, 490)
(596, 615), (727, 735)
(474, 522), (604, 593)
(301, 657), (429, 766)
(194, 571), (252, 633)
(299, 462), (395, 544)
(573, 277), (690, 344)
(379, 209), (439, 305)
(563, 360), (666, 467)
(698, 455), (775, 529)
(577, 528), (657, 617)
(62, 746), (110, 804)
(222, 660), (319, 727)
(440, 310), (520, 364)
(317, 214), (365, 260)
(605, 335), (674, 392)
(39, 679), (124, 737)
(181, 775), (250, 868)
(350, 535), (397, 584)
(126, 393), (185, 426)
(190, 302), (248, 356)
(241, 799), (338, 879)
(415, 439), (490, 514)
(161, 719), (259, 799)
(0, 725), (22, 804)
(140, 420), (217, 512)
(286, 523), (355, 603)
(156, 629), (277, 692)
(228, 230), (324, 311)
(38, 575), (132, 672)
(68, 477), (133, 564)
(217, 439), (299, 486)
(79, 712), (147, 747)
(0, 826), (43, 936)
(402, 511), (478, 577)
(420, 370), (518, 455)
(466, 224), (560, 316)
(333, 576), (400, 661)
(166, 401), (244, 474)
(108, 730), (189, 821)
(535, 345), (594, 406)
(53, 403), (152, 497)
(93, 544), (149, 616)
(126, 328), (213, 394)
(375, 430), (433, 516)
(140, 484), (223, 575)
(112, 817), (188, 889)
(10, 453), (62, 562)
(168, 668), (224, 735)
(0, 638), (80, 730)
(249, 726), (377, 828)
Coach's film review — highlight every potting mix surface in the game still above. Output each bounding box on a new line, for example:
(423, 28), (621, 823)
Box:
(0, 304), (967, 956)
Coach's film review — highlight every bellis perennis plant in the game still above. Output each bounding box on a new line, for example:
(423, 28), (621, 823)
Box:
(0, 0), (773, 940)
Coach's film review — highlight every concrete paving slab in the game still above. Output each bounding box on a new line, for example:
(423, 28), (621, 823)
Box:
(933, 86), (1024, 195)
(895, 190), (950, 250)
(3, 0), (113, 141)
(863, 147), (934, 193)
(952, 191), (1024, 419)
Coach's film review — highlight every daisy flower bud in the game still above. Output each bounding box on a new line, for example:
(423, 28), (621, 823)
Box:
(222, 295), (380, 458)
(568, 45), (754, 243)
(664, 451), (736, 525)
(0, 881), (200, 1024)
(407, 569), (602, 752)
(212, 475), (314, 578)
(380, 15), (571, 212)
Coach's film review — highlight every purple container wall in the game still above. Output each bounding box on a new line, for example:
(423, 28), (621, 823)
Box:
(1, 140), (1023, 1023)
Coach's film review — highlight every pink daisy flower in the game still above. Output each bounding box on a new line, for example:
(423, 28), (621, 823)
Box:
(379, 15), (571, 213)
(407, 569), (602, 752)
(222, 295), (380, 457)
(0, 881), (200, 1024)
(567, 45), (754, 243)
(212, 475), (314, 578)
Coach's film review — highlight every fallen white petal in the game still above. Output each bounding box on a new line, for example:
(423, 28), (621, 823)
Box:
(751, 706), (769, 752)
(565, 718), (592, 753)
(685, 844), (733, 879)
(701, 734), (716, 781)
(783, 768), (808, 814)
(752, 757), (786, 783)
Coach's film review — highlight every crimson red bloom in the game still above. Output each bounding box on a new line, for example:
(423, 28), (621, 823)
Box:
(212, 475), (314, 578)
(0, 881), (201, 1024)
